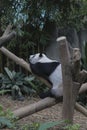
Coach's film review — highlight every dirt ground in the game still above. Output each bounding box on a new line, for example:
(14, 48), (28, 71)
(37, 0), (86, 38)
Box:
(0, 95), (87, 130)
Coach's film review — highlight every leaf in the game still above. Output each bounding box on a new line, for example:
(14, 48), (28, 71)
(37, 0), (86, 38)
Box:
(38, 120), (65, 130)
(12, 71), (16, 78)
(16, 81), (23, 86)
(22, 85), (36, 94)
(4, 67), (13, 80)
(24, 76), (35, 82)
(0, 90), (11, 95)
(0, 117), (13, 128)
(6, 84), (12, 89)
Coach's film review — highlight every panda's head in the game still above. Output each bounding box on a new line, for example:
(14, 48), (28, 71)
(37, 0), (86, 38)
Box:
(29, 53), (54, 64)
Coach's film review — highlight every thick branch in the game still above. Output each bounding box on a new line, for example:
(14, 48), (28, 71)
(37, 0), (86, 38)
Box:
(0, 47), (51, 87)
(0, 24), (16, 47)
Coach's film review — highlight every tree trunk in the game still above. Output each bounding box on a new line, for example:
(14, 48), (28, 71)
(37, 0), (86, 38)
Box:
(57, 37), (80, 123)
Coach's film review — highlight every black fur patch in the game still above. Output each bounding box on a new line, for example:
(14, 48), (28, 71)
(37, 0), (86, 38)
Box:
(39, 90), (63, 101)
(30, 62), (60, 84)
(39, 89), (54, 99)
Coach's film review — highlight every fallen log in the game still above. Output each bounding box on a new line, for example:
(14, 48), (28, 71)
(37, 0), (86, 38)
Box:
(13, 97), (57, 119)
(75, 103), (87, 117)
(13, 97), (87, 120)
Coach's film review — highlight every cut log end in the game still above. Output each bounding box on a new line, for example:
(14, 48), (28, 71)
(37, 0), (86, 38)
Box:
(56, 36), (66, 42)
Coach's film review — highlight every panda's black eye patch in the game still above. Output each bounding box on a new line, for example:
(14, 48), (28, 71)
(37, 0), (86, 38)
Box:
(39, 53), (43, 57)
(32, 55), (35, 58)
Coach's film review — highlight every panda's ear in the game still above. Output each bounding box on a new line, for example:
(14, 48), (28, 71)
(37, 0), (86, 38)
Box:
(39, 53), (43, 57)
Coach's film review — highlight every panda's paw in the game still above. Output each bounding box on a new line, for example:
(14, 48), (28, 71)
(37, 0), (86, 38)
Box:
(54, 96), (63, 102)
(39, 90), (54, 99)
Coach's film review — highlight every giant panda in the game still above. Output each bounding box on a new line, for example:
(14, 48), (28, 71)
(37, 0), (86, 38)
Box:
(29, 53), (63, 98)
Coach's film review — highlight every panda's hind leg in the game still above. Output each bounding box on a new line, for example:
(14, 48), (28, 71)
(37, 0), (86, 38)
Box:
(51, 85), (63, 97)
(51, 86), (63, 101)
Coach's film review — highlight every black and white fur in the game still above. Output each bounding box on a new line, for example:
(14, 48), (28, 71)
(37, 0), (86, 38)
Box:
(29, 53), (63, 98)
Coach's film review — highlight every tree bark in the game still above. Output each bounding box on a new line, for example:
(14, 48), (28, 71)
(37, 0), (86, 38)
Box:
(0, 24), (16, 47)
(57, 37), (77, 123)
(57, 37), (87, 123)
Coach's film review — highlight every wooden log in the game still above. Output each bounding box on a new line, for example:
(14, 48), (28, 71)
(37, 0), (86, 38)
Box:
(0, 47), (30, 71)
(13, 97), (58, 119)
(79, 83), (87, 94)
(75, 103), (87, 117)
(13, 97), (87, 120)
(57, 37), (75, 123)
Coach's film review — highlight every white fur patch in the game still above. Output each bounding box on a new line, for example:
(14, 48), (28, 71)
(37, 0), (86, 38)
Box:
(49, 64), (63, 96)
(51, 85), (63, 97)
(29, 53), (57, 64)
(49, 64), (62, 86)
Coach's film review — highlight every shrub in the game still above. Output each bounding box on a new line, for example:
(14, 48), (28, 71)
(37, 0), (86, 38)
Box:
(0, 67), (37, 100)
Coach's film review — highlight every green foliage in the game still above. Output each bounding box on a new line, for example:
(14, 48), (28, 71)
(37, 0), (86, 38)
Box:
(15, 120), (65, 130)
(0, 89), (11, 95)
(38, 121), (80, 130)
(1, 0), (87, 60)
(38, 120), (65, 130)
(20, 123), (40, 130)
(0, 117), (13, 129)
(64, 124), (80, 130)
(0, 105), (17, 121)
(0, 67), (48, 100)
(53, 1), (87, 30)
(16, 120), (80, 130)
(0, 67), (39, 100)
(0, 105), (16, 129)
